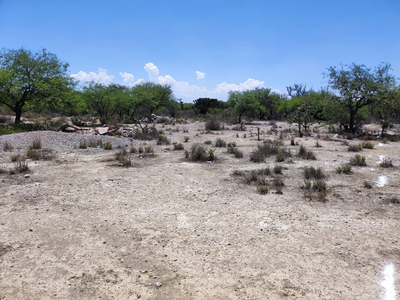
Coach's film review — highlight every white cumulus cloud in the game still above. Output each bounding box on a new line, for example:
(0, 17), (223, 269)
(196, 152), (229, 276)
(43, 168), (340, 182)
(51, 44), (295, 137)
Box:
(119, 72), (136, 87)
(144, 62), (160, 82)
(195, 71), (205, 80)
(71, 68), (114, 84)
(215, 78), (265, 94)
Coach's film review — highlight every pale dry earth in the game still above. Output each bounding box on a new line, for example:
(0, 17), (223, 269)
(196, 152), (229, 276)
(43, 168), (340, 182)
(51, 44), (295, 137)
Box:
(0, 121), (400, 299)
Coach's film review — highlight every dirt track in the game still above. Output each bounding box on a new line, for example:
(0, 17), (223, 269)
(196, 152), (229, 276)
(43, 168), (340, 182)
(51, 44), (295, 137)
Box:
(1, 121), (400, 299)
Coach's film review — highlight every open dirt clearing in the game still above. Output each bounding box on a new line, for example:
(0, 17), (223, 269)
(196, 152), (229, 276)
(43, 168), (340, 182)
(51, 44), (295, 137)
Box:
(1, 121), (400, 299)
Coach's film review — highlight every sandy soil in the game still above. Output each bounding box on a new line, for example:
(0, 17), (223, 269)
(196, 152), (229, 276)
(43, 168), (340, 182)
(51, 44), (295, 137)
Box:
(1, 121), (400, 299)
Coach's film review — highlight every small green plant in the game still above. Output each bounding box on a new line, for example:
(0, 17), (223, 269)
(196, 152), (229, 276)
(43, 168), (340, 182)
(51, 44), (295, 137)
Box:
(336, 165), (352, 174)
(130, 146), (138, 153)
(275, 148), (291, 162)
(304, 166), (325, 179)
(215, 138), (226, 147)
(157, 134), (171, 145)
(115, 148), (132, 167)
(257, 185), (269, 194)
(103, 141), (113, 150)
(144, 145), (154, 153)
(207, 148), (216, 161)
(184, 150), (189, 158)
(11, 154), (21, 162)
(227, 141), (237, 147)
(349, 154), (366, 166)
(341, 140), (349, 146)
(380, 158), (393, 168)
(315, 140), (322, 148)
(361, 141), (374, 149)
(184, 136), (190, 142)
(313, 180), (328, 200)
(32, 137), (42, 150)
(3, 141), (13, 152)
(173, 142), (184, 150)
(190, 143), (208, 161)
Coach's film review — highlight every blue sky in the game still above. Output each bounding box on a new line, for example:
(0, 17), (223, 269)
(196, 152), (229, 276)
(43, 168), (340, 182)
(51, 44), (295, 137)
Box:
(1, 0), (399, 102)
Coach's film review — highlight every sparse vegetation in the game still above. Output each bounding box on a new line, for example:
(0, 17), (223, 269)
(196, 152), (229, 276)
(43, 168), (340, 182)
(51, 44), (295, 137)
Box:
(273, 165), (283, 174)
(363, 181), (373, 189)
(380, 158), (393, 168)
(336, 165), (352, 174)
(32, 137), (42, 149)
(215, 138), (227, 147)
(297, 145), (316, 160)
(250, 139), (285, 162)
(13, 156), (29, 173)
(79, 139), (87, 149)
(304, 166), (325, 179)
(184, 136), (190, 142)
(103, 141), (113, 150)
(348, 144), (362, 152)
(349, 154), (366, 166)
(3, 141), (13, 152)
(27, 148), (55, 160)
(228, 146), (243, 158)
(157, 134), (171, 145)
(205, 119), (221, 131)
(115, 148), (132, 167)
(173, 142), (184, 150)
(315, 140), (322, 148)
(361, 141), (374, 149)
(257, 185), (269, 194)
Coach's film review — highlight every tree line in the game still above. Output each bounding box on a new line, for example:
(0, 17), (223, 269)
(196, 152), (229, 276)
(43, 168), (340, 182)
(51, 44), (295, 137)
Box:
(1, 48), (399, 135)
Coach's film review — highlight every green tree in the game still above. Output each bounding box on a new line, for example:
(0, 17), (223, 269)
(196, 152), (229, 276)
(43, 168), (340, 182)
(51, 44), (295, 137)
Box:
(0, 48), (74, 123)
(193, 98), (223, 115)
(133, 82), (173, 116)
(228, 90), (263, 123)
(373, 86), (400, 136)
(326, 63), (396, 133)
(82, 82), (116, 120)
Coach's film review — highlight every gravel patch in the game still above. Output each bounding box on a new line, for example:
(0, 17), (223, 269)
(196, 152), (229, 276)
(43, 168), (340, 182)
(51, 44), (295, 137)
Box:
(0, 131), (135, 155)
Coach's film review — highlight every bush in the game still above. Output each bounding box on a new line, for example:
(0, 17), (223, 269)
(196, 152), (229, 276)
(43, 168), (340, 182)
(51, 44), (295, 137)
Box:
(32, 137), (42, 150)
(3, 141), (13, 152)
(363, 180), (373, 189)
(361, 141), (375, 149)
(275, 148), (291, 162)
(250, 140), (282, 162)
(204, 140), (212, 145)
(227, 142), (237, 147)
(173, 142), (184, 150)
(304, 166), (325, 179)
(313, 180), (328, 200)
(103, 141), (113, 150)
(205, 119), (221, 131)
(336, 165), (352, 174)
(184, 136), (190, 142)
(380, 158), (393, 168)
(27, 148), (54, 160)
(130, 146), (138, 153)
(11, 154), (21, 162)
(88, 138), (102, 148)
(190, 143), (208, 162)
(215, 138), (226, 147)
(349, 154), (366, 166)
(273, 165), (283, 174)
(315, 140), (322, 148)
(257, 185), (269, 194)
(115, 148), (132, 167)
(14, 156), (29, 173)
(157, 134), (171, 145)
(79, 139), (87, 149)
(297, 145), (316, 160)
(348, 144), (362, 152)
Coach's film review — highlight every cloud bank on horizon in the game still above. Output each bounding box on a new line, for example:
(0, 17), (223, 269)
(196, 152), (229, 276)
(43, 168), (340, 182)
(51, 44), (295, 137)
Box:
(71, 63), (274, 101)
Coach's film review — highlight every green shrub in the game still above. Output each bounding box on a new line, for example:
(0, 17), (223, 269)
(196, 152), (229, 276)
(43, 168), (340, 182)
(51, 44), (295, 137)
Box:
(275, 148), (291, 162)
(11, 154), (21, 162)
(227, 142), (237, 147)
(349, 154), (366, 166)
(215, 138), (226, 147)
(273, 165), (283, 174)
(228, 146), (243, 158)
(250, 140), (283, 162)
(14, 156), (29, 173)
(313, 180), (328, 200)
(190, 143), (208, 161)
(130, 146), (138, 153)
(304, 166), (325, 179)
(115, 148), (132, 167)
(336, 165), (352, 174)
(32, 137), (42, 150)
(157, 134), (171, 145)
(173, 142), (184, 150)
(103, 141), (113, 150)
(204, 140), (212, 145)
(257, 185), (269, 194)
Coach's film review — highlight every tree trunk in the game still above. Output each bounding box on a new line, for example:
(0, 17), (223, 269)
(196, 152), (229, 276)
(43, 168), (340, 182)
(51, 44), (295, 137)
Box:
(349, 111), (355, 133)
(14, 107), (22, 124)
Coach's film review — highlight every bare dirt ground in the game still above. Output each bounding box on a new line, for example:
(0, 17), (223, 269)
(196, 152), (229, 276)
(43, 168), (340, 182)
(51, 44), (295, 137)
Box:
(1, 121), (400, 299)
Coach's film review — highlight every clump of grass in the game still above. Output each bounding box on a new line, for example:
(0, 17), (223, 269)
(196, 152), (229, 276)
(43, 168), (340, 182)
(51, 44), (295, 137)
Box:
(290, 136), (295, 146)
(13, 156), (29, 173)
(227, 142), (237, 147)
(115, 148), (132, 167)
(205, 119), (221, 131)
(361, 141), (374, 149)
(257, 185), (269, 194)
(363, 181), (373, 189)
(301, 179), (327, 200)
(273, 165), (283, 174)
(250, 139), (283, 162)
(184, 150), (189, 158)
(297, 145), (316, 160)
(0, 167), (7, 174)
(275, 148), (291, 162)
(215, 138), (227, 147)
(184, 136), (190, 142)
(232, 170), (246, 177)
(380, 158), (393, 168)
(173, 142), (184, 150)
(315, 140), (322, 148)
(207, 148), (216, 161)
(103, 141), (113, 150)
(31, 137), (42, 150)
(304, 166), (325, 179)
(341, 140), (349, 146)
(3, 141), (13, 152)
(189, 143), (215, 162)
(130, 146), (138, 153)
(204, 140), (212, 145)
(349, 154), (366, 166)
(79, 139), (88, 149)
(27, 148), (54, 161)
(348, 144), (362, 152)
(336, 165), (352, 174)
(228, 146), (243, 158)
(157, 134), (171, 145)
